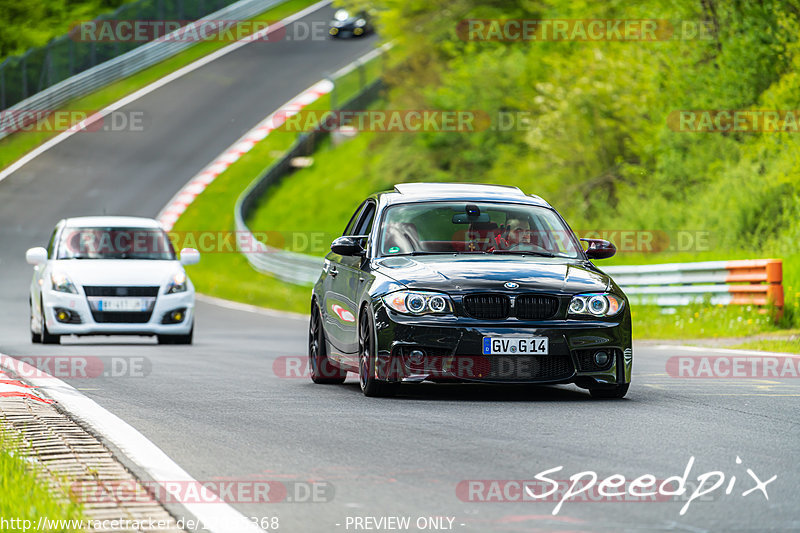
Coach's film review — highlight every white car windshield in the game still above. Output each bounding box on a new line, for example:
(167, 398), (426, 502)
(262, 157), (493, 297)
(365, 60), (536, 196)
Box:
(57, 227), (176, 260)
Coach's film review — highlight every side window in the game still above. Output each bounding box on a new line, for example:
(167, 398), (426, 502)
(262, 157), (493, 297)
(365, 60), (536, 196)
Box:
(343, 202), (367, 237)
(46, 228), (58, 259)
(354, 201), (376, 236)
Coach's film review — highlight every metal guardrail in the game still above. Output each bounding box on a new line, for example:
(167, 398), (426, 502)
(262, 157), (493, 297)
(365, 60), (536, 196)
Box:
(234, 76), (384, 284)
(603, 259), (784, 307)
(0, 0), (286, 141)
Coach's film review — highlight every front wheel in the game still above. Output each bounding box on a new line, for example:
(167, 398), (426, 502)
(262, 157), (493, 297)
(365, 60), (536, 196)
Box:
(40, 298), (60, 345)
(309, 303), (346, 384)
(158, 324), (193, 345)
(30, 299), (41, 344)
(358, 309), (398, 398)
(41, 322), (60, 344)
(589, 383), (629, 399)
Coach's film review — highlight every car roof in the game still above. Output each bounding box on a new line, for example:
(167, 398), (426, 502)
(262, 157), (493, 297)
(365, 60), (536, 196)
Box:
(379, 183), (552, 207)
(62, 216), (163, 229)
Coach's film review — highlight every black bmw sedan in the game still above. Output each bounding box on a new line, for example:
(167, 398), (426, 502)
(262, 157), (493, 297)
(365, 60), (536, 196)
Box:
(309, 183), (632, 398)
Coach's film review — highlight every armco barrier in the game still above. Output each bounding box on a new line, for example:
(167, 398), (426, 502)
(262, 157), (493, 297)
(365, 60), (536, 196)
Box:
(602, 259), (784, 307)
(233, 78), (384, 284)
(0, 0), (287, 141)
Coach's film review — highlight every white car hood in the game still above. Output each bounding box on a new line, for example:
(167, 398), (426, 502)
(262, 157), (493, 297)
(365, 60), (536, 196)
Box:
(51, 259), (182, 287)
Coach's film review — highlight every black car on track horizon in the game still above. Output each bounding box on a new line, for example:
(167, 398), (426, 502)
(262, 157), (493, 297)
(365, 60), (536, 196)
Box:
(328, 9), (373, 38)
(309, 183), (632, 398)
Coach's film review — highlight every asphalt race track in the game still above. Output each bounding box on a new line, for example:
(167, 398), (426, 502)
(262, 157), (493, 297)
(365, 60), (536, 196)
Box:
(1, 5), (798, 532)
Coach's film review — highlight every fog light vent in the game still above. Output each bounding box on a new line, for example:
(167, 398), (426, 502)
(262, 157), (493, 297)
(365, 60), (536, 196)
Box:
(54, 307), (81, 324)
(573, 348), (617, 372)
(161, 308), (187, 324)
(594, 351), (610, 367)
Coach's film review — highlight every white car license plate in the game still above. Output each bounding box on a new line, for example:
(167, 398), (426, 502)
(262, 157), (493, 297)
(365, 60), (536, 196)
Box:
(97, 298), (148, 312)
(482, 337), (548, 355)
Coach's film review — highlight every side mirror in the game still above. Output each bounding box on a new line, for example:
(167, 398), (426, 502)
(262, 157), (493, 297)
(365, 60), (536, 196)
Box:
(179, 248), (200, 265)
(26, 247), (48, 265)
(331, 236), (365, 257)
(581, 238), (616, 260)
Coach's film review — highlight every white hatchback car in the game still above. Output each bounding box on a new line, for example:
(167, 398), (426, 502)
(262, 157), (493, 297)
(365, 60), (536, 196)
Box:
(26, 216), (199, 345)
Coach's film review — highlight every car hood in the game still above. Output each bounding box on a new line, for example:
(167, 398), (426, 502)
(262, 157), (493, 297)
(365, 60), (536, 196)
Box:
(373, 255), (610, 294)
(50, 260), (182, 287)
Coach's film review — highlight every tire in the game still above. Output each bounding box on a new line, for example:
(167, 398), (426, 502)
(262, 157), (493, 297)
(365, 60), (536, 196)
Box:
(30, 299), (41, 344)
(358, 308), (398, 397)
(309, 303), (347, 384)
(41, 322), (60, 345)
(40, 298), (60, 345)
(158, 324), (193, 345)
(590, 383), (629, 399)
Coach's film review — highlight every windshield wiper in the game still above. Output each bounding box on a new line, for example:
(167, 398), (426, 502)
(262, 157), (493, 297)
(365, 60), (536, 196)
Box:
(388, 251), (451, 256)
(490, 250), (556, 257)
(388, 250), (490, 257)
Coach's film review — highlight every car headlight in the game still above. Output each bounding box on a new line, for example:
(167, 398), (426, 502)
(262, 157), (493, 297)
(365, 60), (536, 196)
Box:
(165, 271), (188, 294)
(50, 272), (77, 294)
(382, 291), (453, 315)
(568, 293), (624, 317)
(355, 18), (366, 27)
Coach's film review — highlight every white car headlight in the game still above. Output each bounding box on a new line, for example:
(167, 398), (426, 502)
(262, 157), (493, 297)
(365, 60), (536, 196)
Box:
(165, 271), (188, 294)
(568, 293), (624, 317)
(382, 291), (453, 315)
(50, 272), (77, 294)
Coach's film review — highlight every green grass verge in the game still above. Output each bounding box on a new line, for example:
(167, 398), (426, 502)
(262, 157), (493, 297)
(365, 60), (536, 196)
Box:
(0, 0), (317, 171)
(631, 303), (784, 340)
(728, 338), (800, 354)
(247, 133), (383, 254)
(0, 431), (83, 531)
(175, 58), (382, 313)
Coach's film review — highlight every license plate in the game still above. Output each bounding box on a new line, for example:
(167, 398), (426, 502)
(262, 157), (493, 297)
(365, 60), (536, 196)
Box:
(482, 337), (548, 355)
(97, 298), (148, 312)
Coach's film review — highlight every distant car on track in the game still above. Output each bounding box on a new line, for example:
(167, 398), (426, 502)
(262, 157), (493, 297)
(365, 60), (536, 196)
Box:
(329, 8), (373, 38)
(309, 183), (632, 398)
(26, 216), (199, 345)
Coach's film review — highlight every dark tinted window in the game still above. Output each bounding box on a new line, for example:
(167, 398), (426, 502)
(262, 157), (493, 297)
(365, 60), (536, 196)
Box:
(57, 227), (176, 260)
(343, 202), (367, 236)
(46, 227), (58, 259)
(354, 201), (376, 235)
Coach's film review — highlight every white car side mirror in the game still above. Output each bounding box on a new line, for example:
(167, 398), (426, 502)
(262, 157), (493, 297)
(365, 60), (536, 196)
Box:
(26, 247), (48, 265)
(179, 248), (200, 266)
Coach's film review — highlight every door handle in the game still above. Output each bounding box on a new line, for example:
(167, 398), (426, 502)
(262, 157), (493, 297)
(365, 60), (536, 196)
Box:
(329, 267), (338, 278)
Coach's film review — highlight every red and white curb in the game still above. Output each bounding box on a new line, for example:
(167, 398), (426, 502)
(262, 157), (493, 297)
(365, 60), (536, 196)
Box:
(157, 79), (333, 230)
(0, 353), (262, 533)
(0, 367), (53, 404)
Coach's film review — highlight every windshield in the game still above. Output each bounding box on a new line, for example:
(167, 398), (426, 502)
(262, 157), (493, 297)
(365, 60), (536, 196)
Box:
(378, 201), (583, 258)
(57, 227), (176, 260)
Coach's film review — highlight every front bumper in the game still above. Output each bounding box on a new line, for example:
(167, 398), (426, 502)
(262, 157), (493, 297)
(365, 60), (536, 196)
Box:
(371, 304), (632, 388)
(43, 289), (194, 336)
